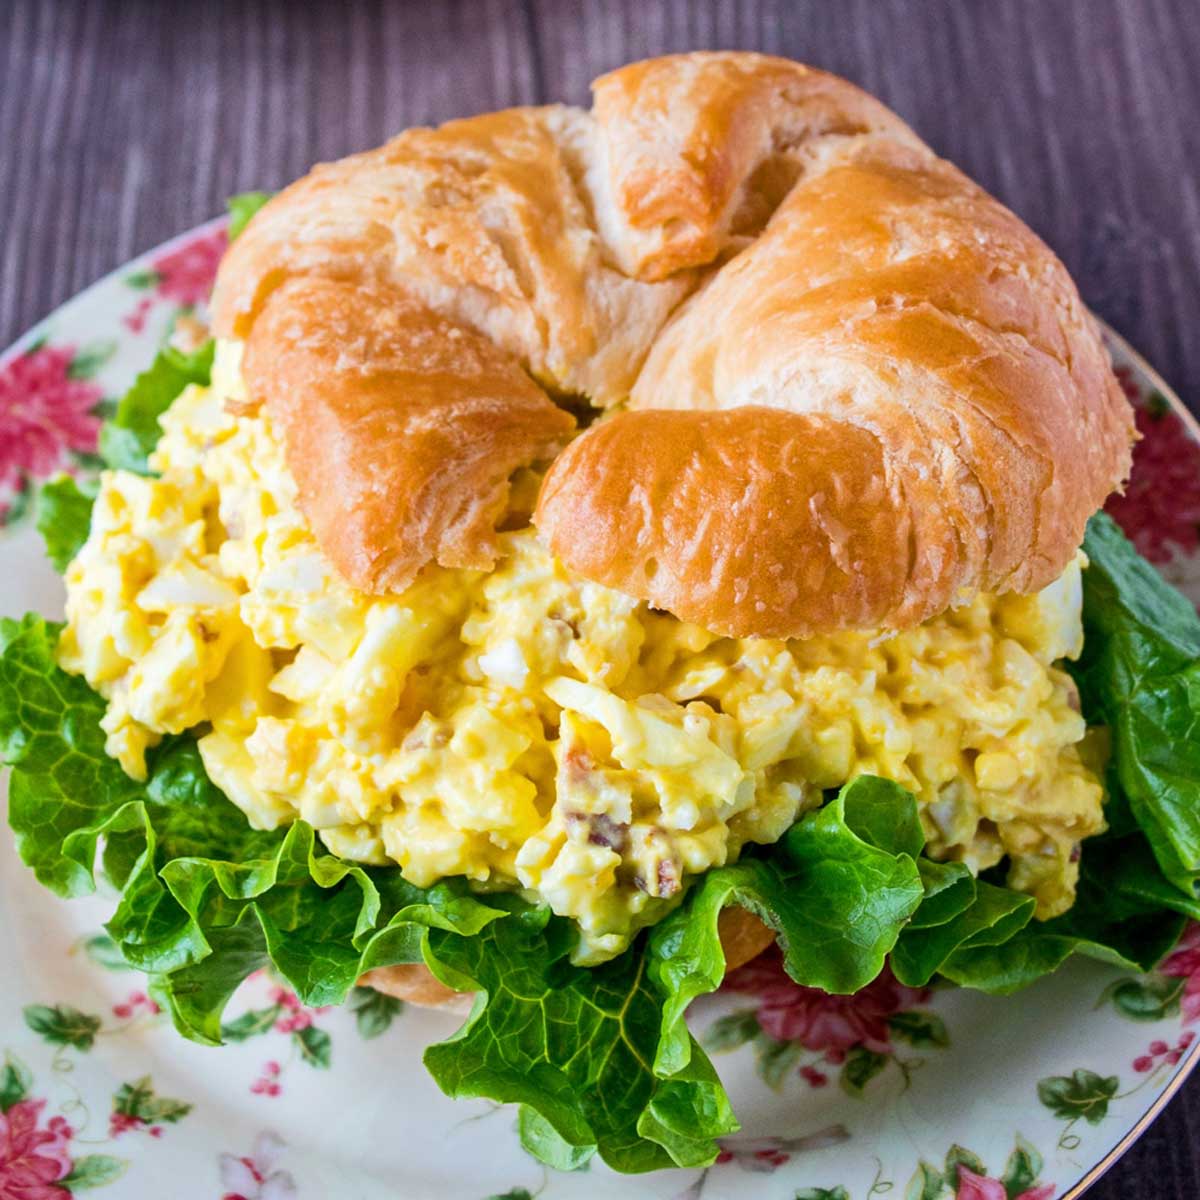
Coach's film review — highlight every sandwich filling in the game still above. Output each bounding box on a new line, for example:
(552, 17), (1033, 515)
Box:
(58, 341), (1106, 962)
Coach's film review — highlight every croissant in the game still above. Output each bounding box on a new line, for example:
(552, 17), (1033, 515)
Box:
(216, 51), (1132, 638)
(241, 276), (573, 593)
(210, 51), (1135, 1004)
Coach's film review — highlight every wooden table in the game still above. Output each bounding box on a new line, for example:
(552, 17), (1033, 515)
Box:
(2, 2), (1198, 1194)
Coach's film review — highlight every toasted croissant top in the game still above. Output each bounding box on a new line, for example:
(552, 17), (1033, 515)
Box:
(213, 52), (1134, 636)
(243, 277), (573, 594)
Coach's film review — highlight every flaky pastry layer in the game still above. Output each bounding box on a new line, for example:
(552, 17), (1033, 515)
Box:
(212, 51), (1134, 638)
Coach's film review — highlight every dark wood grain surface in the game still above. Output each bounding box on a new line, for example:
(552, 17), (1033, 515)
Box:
(2, 2), (1198, 1194)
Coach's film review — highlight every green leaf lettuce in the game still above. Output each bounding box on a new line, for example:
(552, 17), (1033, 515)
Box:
(1071, 512), (1200, 895)
(227, 191), (274, 241)
(35, 475), (98, 573)
(97, 341), (214, 474)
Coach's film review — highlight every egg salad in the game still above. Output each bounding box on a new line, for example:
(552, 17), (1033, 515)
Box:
(56, 341), (1107, 962)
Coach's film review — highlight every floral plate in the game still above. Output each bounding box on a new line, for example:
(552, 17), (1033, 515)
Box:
(2, 220), (1200, 1200)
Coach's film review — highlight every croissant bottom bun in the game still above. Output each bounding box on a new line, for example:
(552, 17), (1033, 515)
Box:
(358, 963), (474, 1014)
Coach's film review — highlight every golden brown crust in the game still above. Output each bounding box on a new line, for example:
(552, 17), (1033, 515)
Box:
(214, 106), (691, 405)
(242, 277), (573, 593)
(717, 906), (778, 972)
(217, 51), (1134, 632)
(359, 906), (776, 1012)
(358, 964), (474, 1013)
(589, 52), (918, 279)
(537, 59), (1135, 636)
(536, 407), (936, 639)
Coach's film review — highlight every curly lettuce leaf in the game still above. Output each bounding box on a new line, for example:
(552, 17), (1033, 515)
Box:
(35, 475), (98, 573)
(1, 615), (142, 894)
(648, 776), (925, 1076)
(1072, 512), (1200, 896)
(227, 191), (273, 241)
(98, 341), (214, 474)
(937, 867), (1187, 994)
(423, 898), (736, 1172)
(0, 612), (1026, 1170)
(1077, 832), (1200, 923)
(891, 881), (1036, 988)
(905, 858), (976, 930)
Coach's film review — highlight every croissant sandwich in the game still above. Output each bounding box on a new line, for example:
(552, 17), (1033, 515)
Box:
(6, 53), (1200, 1175)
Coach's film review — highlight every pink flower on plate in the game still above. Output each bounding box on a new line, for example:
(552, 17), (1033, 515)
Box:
(122, 295), (155, 334)
(151, 228), (227, 308)
(112, 989), (161, 1020)
(712, 1126), (849, 1175)
(268, 986), (316, 1034)
(956, 1165), (1054, 1200)
(724, 947), (928, 1054)
(0, 345), (102, 496)
(107, 1112), (144, 1139)
(250, 1062), (282, 1098)
(1134, 1029), (1195, 1073)
(1104, 374), (1200, 565)
(219, 1131), (296, 1200)
(0, 1099), (74, 1200)
(274, 1012), (311, 1034)
(1160, 922), (1200, 1024)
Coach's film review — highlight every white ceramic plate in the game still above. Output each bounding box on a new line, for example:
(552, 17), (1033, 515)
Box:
(3, 221), (1200, 1200)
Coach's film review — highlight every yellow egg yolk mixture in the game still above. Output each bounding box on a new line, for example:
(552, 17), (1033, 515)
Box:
(57, 342), (1107, 962)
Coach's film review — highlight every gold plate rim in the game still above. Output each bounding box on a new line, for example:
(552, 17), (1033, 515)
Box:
(1099, 318), (1200, 441)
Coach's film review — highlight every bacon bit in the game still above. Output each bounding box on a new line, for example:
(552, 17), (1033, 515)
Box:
(633, 856), (682, 898)
(565, 810), (628, 852)
(657, 858), (681, 897)
(562, 743), (594, 777)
